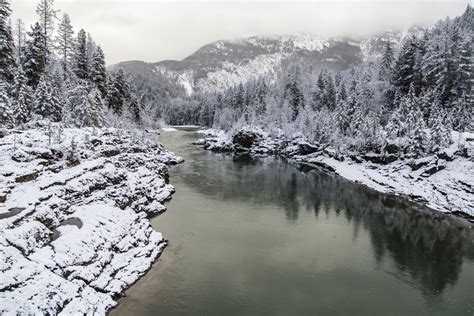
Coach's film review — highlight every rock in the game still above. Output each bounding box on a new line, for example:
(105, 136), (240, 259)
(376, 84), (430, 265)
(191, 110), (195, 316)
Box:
(67, 157), (81, 167)
(456, 147), (469, 158)
(363, 154), (398, 165)
(350, 155), (364, 163)
(234, 144), (251, 152)
(101, 149), (120, 157)
(421, 164), (446, 177)
(384, 143), (399, 154)
(0, 129), (9, 138)
(232, 130), (259, 148)
(90, 138), (103, 146)
(437, 150), (455, 162)
(0, 194), (6, 203)
(15, 171), (40, 183)
(297, 141), (319, 155)
(409, 158), (432, 171)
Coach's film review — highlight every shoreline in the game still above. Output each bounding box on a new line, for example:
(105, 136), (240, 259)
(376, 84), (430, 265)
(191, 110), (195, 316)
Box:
(0, 126), (184, 314)
(195, 128), (474, 221)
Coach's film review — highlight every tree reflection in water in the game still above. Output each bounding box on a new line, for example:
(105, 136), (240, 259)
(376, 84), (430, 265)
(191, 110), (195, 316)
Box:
(176, 148), (474, 299)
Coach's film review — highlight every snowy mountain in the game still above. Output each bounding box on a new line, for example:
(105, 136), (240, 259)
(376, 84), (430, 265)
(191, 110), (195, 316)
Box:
(112, 31), (416, 95)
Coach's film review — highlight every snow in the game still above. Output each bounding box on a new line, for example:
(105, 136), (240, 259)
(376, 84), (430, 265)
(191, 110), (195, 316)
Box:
(197, 128), (474, 217)
(0, 126), (184, 314)
(162, 127), (178, 132)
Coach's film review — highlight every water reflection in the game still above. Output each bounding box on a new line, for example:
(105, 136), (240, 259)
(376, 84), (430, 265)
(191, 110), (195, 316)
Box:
(169, 132), (474, 299)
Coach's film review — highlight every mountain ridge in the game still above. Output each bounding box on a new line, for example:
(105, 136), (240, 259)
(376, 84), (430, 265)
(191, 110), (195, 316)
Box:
(111, 29), (420, 96)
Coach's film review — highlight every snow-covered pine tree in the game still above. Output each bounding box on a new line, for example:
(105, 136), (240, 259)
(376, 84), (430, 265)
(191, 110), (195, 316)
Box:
(107, 68), (129, 115)
(73, 29), (88, 80)
(0, 0), (15, 82)
(11, 65), (32, 124)
(452, 93), (473, 132)
(0, 81), (13, 127)
(13, 19), (26, 61)
(86, 33), (97, 75)
(23, 23), (47, 87)
(33, 75), (60, 121)
(456, 34), (473, 107)
(429, 103), (451, 152)
(55, 13), (74, 73)
(128, 95), (142, 125)
(390, 83), (419, 141)
(408, 107), (428, 157)
(379, 42), (394, 81)
(36, 0), (58, 57)
(284, 63), (304, 121)
(393, 36), (418, 94)
(232, 83), (245, 112)
(90, 46), (107, 98)
(64, 83), (105, 127)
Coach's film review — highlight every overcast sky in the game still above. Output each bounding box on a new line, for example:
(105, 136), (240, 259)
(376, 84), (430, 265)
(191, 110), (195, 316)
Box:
(11, 0), (471, 65)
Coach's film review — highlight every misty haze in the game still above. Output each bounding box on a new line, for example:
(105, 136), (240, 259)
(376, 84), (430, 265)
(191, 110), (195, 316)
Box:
(0, 1), (473, 315)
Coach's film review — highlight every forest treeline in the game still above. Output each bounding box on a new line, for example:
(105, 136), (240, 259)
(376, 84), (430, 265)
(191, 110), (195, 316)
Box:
(160, 6), (473, 157)
(0, 0), (146, 128)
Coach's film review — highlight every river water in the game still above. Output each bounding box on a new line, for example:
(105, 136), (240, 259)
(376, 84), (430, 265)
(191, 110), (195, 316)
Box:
(113, 129), (474, 315)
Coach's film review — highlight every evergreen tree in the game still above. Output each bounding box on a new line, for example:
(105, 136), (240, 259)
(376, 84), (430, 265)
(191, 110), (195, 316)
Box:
(129, 95), (142, 125)
(452, 93), (473, 132)
(408, 107), (428, 157)
(429, 104), (451, 152)
(13, 19), (26, 61)
(55, 13), (74, 72)
(107, 68), (129, 115)
(86, 33), (96, 74)
(23, 23), (47, 87)
(73, 29), (88, 79)
(233, 83), (245, 111)
(0, 81), (14, 127)
(32, 75), (61, 121)
(11, 65), (32, 124)
(90, 46), (107, 97)
(0, 0), (15, 82)
(36, 0), (58, 57)
(379, 42), (394, 80)
(284, 64), (304, 121)
(405, 83), (420, 135)
(456, 34), (473, 106)
(393, 36), (419, 94)
(65, 83), (105, 127)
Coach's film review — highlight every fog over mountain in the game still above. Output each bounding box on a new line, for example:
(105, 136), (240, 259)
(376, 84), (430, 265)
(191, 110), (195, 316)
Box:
(11, 0), (469, 64)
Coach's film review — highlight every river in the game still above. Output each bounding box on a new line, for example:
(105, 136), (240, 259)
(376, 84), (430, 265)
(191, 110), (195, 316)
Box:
(112, 129), (474, 315)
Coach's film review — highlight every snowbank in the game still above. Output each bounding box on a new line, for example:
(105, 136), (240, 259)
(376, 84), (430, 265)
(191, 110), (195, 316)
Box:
(161, 127), (178, 132)
(0, 126), (184, 314)
(196, 128), (474, 217)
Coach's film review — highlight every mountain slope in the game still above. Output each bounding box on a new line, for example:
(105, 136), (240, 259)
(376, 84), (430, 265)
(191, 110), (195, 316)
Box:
(113, 31), (412, 96)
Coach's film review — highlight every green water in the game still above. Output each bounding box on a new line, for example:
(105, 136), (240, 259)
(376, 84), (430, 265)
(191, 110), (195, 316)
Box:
(112, 130), (474, 316)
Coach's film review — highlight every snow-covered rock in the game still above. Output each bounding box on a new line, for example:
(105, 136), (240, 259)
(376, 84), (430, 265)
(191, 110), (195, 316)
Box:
(0, 126), (184, 314)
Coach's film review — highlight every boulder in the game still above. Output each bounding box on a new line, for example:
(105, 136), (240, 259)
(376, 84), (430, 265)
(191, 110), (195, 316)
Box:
(15, 171), (40, 183)
(421, 164), (446, 177)
(437, 150), (455, 162)
(408, 158), (432, 171)
(363, 154), (398, 165)
(232, 130), (259, 148)
(297, 141), (319, 155)
(101, 148), (120, 157)
(384, 143), (399, 154)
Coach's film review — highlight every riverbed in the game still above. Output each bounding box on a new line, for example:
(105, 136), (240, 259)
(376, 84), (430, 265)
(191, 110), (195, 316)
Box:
(112, 129), (474, 315)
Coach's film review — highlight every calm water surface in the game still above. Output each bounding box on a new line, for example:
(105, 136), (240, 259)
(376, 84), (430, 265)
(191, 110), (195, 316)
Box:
(113, 129), (474, 316)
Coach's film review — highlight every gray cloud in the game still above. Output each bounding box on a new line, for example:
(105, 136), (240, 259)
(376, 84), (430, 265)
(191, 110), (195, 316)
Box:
(11, 0), (470, 65)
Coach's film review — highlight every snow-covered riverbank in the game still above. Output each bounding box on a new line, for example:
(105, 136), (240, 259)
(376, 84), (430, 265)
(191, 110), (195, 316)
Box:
(196, 128), (474, 217)
(0, 126), (183, 314)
